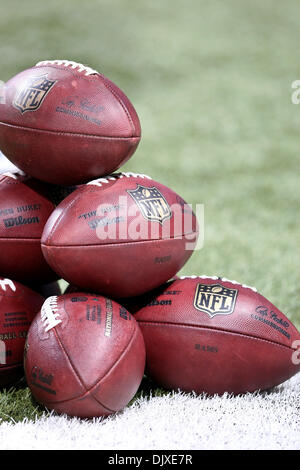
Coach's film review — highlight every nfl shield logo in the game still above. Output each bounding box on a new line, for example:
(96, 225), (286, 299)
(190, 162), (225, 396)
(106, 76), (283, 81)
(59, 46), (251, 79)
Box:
(127, 185), (172, 224)
(13, 74), (57, 114)
(194, 283), (238, 318)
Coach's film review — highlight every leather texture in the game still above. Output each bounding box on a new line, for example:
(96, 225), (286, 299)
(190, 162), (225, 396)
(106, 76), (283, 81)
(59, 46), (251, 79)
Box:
(24, 293), (145, 418)
(41, 174), (199, 297)
(0, 277), (44, 388)
(0, 173), (57, 283)
(0, 63), (141, 185)
(133, 276), (300, 395)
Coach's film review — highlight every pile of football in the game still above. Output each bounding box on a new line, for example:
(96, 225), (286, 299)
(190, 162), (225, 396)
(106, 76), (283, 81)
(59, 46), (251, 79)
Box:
(0, 60), (299, 419)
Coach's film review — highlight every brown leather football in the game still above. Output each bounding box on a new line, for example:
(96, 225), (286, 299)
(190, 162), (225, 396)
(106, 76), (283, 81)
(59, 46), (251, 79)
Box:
(24, 293), (145, 418)
(133, 276), (300, 395)
(0, 172), (58, 284)
(0, 60), (141, 185)
(41, 173), (199, 298)
(0, 277), (44, 388)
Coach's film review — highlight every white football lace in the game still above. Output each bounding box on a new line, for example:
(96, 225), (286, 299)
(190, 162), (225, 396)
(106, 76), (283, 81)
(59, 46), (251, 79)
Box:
(35, 60), (99, 76)
(179, 275), (257, 292)
(87, 172), (152, 187)
(2, 170), (25, 179)
(0, 278), (16, 292)
(40, 296), (62, 332)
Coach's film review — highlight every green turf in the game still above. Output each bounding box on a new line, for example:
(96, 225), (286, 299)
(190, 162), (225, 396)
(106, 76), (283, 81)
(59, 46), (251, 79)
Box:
(0, 380), (45, 423)
(0, 0), (300, 422)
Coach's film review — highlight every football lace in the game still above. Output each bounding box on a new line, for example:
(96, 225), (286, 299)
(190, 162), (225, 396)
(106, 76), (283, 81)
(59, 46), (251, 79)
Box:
(1, 170), (25, 180)
(87, 172), (152, 187)
(35, 60), (99, 76)
(0, 278), (16, 292)
(179, 275), (257, 292)
(40, 296), (62, 332)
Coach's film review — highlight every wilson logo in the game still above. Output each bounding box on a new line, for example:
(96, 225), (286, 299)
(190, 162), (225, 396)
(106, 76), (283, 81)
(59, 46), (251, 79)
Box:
(30, 366), (56, 395)
(3, 215), (39, 228)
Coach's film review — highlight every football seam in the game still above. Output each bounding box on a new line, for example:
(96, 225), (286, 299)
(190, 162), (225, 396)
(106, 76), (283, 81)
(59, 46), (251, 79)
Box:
(0, 363), (23, 370)
(0, 177), (22, 185)
(41, 230), (199, 247)
(0, 237), (43, 241)
(45, 190), (83, 245)
(95, 139), (139, 176)
(100, 76), (138, 137)
(137, 321), (296, 352)
(47, 327), (116, 413)
(45, 319), (138, 412)
(33, 62), (94, 78)
(32, 62), (139, 136)
(88, 324), (141, 410)
(0, 121), (141, 140)
(41, 190), (85, 275)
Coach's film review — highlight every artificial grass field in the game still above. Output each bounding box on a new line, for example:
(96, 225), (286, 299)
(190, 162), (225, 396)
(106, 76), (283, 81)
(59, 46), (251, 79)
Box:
(0, 0), (299, 424)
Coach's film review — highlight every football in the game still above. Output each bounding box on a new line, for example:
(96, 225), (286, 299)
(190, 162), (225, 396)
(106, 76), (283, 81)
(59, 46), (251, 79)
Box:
(24, 293), (145, 418)
(0, 277), (44, 388)
(0, 172), (58, 284)
(41, 172), (199, 298)
(0, 60), (141, 185)
(133, 275), (300, 395)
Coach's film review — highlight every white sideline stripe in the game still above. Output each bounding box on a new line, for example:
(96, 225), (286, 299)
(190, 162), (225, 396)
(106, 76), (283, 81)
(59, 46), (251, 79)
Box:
(0, 373), (299, 450)
(0, 151), (20, 174)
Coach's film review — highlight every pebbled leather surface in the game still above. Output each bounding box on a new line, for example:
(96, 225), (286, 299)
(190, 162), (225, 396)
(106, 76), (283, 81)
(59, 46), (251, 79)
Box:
(0, 63), (141, 184)
(41, 174), (199, 297)
(0, 277), (44, 388)
(0, 173), (57, 283)
(24, 293), (145, 418)
(133, 276), (300, 394)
